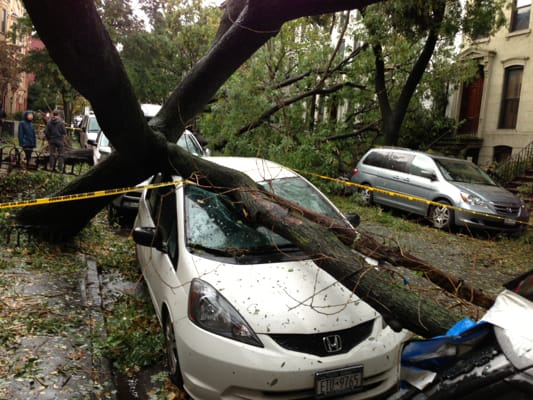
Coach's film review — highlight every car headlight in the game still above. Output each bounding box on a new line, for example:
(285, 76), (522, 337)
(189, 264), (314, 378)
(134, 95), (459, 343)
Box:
(188, 279), (263, 347)
(460, 192), (487, 208)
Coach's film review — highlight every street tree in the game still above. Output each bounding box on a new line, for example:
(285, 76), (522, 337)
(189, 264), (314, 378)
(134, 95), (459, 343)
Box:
(0, 40), (23, 108)
(120, 0), (221, 104)
(17, 0), (490, 337)
(22, 48), (81, 123)
(364, 0), (506, 146)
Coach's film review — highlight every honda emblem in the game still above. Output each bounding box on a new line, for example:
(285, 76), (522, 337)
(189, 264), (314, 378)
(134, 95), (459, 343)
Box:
(323, 334), (342, 353)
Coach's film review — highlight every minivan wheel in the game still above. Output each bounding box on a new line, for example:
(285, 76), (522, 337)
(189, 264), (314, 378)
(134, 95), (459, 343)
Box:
(359, 184), (374, 205)
(163, 315), (184, 388)
(430, 200), (453, 230)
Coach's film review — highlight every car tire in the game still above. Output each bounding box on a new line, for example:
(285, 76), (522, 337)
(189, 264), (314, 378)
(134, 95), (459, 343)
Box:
(163, 313), (184, 388)
(429, 200), (453, 230)
(359, 184), (374, 206)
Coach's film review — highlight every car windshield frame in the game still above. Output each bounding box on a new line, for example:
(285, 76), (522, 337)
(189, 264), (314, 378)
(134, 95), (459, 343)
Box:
(434, 158), (497, 185)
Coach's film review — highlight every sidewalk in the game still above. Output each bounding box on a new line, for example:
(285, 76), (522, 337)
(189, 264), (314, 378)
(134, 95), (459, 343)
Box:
(0, 255), (115, 400)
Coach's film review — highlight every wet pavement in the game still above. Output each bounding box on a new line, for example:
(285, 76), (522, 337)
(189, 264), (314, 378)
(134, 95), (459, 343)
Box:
(0, 255), (114, 399)
(0, 254), (171, 400)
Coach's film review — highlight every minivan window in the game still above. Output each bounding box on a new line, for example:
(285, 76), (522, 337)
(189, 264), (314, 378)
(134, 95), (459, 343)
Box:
(389, 152), (414, 173)
(363, 151), (388, 169)
(435, 159), (497, 185)
(409, 155), (436, 177)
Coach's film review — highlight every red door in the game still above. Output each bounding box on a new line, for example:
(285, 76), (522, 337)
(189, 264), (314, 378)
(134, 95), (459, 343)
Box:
(458, 68), (484, 135)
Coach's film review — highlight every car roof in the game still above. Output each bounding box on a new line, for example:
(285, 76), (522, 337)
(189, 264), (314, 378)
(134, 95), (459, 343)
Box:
(206, 157), (298, 182)
(369, 147), (469, 163)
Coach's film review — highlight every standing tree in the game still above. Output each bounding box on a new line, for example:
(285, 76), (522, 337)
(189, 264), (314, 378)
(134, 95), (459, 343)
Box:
(17, 0), (493, 337)
(364, 0), (505, 145)
(0, 40), (23, 109)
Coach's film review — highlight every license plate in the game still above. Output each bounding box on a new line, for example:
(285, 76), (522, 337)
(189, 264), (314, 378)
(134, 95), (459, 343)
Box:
(504, 218), (516, 225)
(315, 366), (363, 398)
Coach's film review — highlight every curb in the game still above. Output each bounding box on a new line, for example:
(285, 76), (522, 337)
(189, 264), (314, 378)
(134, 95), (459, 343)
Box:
(80, 255), (116, 399)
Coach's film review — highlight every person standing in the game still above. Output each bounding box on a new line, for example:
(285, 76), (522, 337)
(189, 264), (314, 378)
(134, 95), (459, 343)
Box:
(17, 110), (37, 167)
(45, 110), (67, 171)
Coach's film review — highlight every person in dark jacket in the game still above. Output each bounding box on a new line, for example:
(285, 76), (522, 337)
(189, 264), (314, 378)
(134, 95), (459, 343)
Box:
(18, 110), (37, 166)
(45, 110), (67, 171)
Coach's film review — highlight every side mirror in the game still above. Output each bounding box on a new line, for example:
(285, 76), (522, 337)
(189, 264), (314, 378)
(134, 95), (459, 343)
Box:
(133, 227), (167, 252)
(87, 139), (97, 147)
(345, 213), (361, 228)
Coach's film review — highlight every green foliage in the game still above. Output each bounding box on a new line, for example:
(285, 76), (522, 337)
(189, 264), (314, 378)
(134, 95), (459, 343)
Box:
(121, 0), (221, 103)
(22, 48), (82, 122)
(95, 0), (144, 43)
(0, 170), (73, 203)
(97, 293), (164, 372)
(0, 38), (22, 98)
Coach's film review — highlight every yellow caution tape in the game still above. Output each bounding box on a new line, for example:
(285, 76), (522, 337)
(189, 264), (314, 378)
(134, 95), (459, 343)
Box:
(0, 181), (186, 210)
(0, 166), (530, 229)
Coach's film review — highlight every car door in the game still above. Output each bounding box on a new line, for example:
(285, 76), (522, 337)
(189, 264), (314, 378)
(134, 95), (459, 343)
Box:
(378, 151), (415, 211)
(403, 154), (440, 215)
(137, 174), (181, 320)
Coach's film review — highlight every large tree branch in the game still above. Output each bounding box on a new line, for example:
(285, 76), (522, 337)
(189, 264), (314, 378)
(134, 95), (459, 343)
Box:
(22, 0), (159, 159)
(237, 81), (366, 135)
(152, 0), (381, 141)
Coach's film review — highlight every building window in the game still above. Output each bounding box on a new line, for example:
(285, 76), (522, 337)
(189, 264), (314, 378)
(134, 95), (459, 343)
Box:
(1, 9), (7, 33)
(510, 0), (531, 32)
(499, 66), (523, 129)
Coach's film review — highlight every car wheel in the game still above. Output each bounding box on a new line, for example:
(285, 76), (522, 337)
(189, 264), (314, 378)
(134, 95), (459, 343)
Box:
(163, 314), (184, 388)
(359, 184), (373, 206)
(430, 200), (453, 230)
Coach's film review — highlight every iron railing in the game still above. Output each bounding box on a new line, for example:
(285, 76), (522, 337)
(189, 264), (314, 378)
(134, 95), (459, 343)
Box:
(493, 141), (533, 185)
(0, 144), (90, 175)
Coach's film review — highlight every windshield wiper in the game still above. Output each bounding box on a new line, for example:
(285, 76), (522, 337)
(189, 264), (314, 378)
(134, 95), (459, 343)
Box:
(188, 243), (236, 257)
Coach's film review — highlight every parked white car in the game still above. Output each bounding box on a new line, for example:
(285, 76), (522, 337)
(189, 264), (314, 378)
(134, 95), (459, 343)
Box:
(133, 156), (410, 400)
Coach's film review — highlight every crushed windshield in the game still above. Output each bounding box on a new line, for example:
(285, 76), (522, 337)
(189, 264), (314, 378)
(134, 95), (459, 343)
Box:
(260, 177), (340, 219)
(185, 185), (292, 255)
(435, 159), (496, 185)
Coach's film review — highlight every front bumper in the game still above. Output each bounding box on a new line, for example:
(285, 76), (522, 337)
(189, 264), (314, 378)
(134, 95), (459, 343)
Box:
(455, 209), (529, 233)
(175, 318), (410, 400)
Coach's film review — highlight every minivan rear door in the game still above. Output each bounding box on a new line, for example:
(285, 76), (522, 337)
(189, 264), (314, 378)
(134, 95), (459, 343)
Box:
(399, 154), (440, 215)
(378, 152), (417, 212)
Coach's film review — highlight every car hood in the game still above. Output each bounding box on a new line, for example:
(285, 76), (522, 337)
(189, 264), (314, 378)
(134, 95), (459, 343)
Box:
(189, 255), (379, 334)
(454, 183), (521, 204)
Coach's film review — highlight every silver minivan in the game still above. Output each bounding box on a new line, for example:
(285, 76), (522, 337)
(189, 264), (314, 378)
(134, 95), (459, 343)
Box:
(350, 147), (529, 233)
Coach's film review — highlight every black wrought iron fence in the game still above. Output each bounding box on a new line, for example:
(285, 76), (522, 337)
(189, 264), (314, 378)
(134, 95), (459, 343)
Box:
(493, 141), (533, 184)
(0, 144), (91, 175)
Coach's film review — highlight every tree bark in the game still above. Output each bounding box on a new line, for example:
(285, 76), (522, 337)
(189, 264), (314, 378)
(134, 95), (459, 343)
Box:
(369, 1), (445, 145)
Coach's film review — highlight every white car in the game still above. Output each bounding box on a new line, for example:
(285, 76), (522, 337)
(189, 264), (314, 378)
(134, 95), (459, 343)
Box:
(133, 157), (410, 400)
